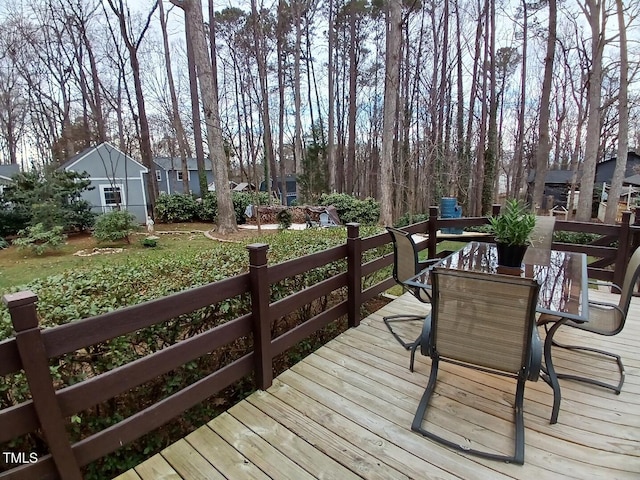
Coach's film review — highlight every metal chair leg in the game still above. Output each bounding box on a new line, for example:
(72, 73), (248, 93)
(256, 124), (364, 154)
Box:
(550, 337), (625, 394)
(383, 314), (424, 350)
(411, 356), (527, 465)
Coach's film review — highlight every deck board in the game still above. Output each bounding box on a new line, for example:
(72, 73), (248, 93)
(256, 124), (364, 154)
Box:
(116, 291), (640, 479)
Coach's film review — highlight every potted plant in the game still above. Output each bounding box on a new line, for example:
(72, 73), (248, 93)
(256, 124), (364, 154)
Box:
(488, 199), (536, 268)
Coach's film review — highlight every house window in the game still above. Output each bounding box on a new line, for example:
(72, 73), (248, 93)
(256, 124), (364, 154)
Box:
(156, 170), (162, 181)
(99, 184), (126, 212)
(176, 171), (190, 182)
(103, 187), (122, 206)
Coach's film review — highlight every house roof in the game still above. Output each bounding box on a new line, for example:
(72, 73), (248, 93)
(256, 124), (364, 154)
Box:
(624, 174), (640, 186)
(0, 164), (20, 183)
(528, 169), (575, 185)
(59, 142), (147, 172)
(597, 150), (640, 166)
(153, 157), (212, 171)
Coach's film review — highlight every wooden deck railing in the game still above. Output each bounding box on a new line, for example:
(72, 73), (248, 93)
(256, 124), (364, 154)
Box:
(1, 208), (638, 479)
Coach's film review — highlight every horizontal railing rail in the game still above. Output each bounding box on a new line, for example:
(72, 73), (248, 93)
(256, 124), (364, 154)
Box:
(1, 207), (638, 479)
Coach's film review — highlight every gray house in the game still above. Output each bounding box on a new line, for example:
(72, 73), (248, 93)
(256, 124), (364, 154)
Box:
(60, 143), (149, 223)
(0, 164), (20, 194)
(153, 157), (213, 197)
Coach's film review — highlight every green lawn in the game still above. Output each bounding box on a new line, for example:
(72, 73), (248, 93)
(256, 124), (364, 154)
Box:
(0, 223), (232, 292)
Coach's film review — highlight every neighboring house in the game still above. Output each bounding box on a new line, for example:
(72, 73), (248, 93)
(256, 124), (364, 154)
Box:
(209, 180), (255, 192)
(595, 151), (640, 185)
(527, 169), (575, 208)
(0, 164), (20, 195)
(528, 151), (640, 209)
(59, 142), (149, 223)
(153, 157), (213, 197)
(260, 174), (298, 205)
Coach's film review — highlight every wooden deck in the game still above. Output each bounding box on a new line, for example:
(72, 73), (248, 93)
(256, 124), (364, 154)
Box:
(116, 291), (640, 479)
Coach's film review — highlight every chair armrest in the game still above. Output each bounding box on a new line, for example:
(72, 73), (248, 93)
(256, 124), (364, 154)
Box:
(411, 259), (439, 303)
(588, 280), (622, 294)
(417, 258), (440, 269)
(527, 328), (543, 381)
(419, 313), (433, 357)
(409, 313), (432, 372)
(588, 300), (625, 318)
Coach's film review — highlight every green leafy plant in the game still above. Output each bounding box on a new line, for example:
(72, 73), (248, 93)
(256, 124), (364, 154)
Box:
(1, 169), (95, 234)
(488, 199), (536, 246)
(154, 194), (199, 223)
(0, 237), (8, 249)
(142, 237), (158, 248)
(318, 193), (380, 225)
(93, 210), (140, 244)
(14, 223), (67, 255)
(276, 209), (292, 230)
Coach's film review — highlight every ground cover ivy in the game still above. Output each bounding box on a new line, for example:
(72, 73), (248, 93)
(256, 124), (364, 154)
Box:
(0, 226), (386, 479)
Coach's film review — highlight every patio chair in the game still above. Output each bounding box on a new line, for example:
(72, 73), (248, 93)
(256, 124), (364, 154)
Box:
(410, 267), (542, 465)
(383, 227), (439, 349)
(538, 245), (640, 394)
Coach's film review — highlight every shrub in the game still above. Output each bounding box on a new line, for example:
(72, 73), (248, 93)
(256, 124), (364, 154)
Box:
(231, 191), (271, 224)
(318, 193), (380, 225)
(198, 191), (273, 224)
(0, 206), (28, 237)
(276, 209), (292, 230)
(14, 223), (67, 255)
(93, 210), (140, 244)
(2, 169), (95, 233)
(553, 231), (600, 245)
(196, 192), (217, 222)
(155, 194), (199, 223)
(0, 237), (9, 249)
(142, 237), (158, 248)
(394, 212), (429, 228)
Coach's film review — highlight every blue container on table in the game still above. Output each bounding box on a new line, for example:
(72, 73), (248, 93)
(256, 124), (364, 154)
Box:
(440, 197), (463, 234)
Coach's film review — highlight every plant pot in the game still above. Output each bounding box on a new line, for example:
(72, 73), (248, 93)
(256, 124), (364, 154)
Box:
(496, 242), (528, 268)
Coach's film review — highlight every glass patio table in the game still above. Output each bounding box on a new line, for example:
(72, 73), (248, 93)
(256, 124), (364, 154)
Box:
(405, 241), (589, 424)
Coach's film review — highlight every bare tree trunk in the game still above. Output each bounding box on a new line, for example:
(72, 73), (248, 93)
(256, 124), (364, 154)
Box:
(185, 18), (208, 196)
(172, 0), (237, 233)
(531, 0), (557, 212)
(380, 0), (402, 226)
(455, 0), (465, 203)
(482, 0), (498, 214)
(346, 1), (357, 194)
(293, 0), (304, 177)
(465, 5), (483, 213)
(474, 0), (489, 215)
(576, 0), (605, 221)
(207, 0), (219, 96)
(106, 0), (158, 216)
(158, 0), (191, 194)
(604, 0), (629, 224)
(250, 0), (277, 203)
(276, 0), (288, 204)
(512, 0), (528, 200)
(327, 0), (336, 192)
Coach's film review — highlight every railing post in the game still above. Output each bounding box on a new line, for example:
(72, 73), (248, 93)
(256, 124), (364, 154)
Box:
(347, 223), (362, 328)
(247, 244), (273, 389)
(2, 291), (82, 480)
(613, 212), (632, 289)
(428, 206), (438, 259)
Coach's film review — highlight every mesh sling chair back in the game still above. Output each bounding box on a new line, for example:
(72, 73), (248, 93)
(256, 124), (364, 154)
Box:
(539, 245), (640, 394)
(383, 227), (439, 349)
(410, 267), (542, 465)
